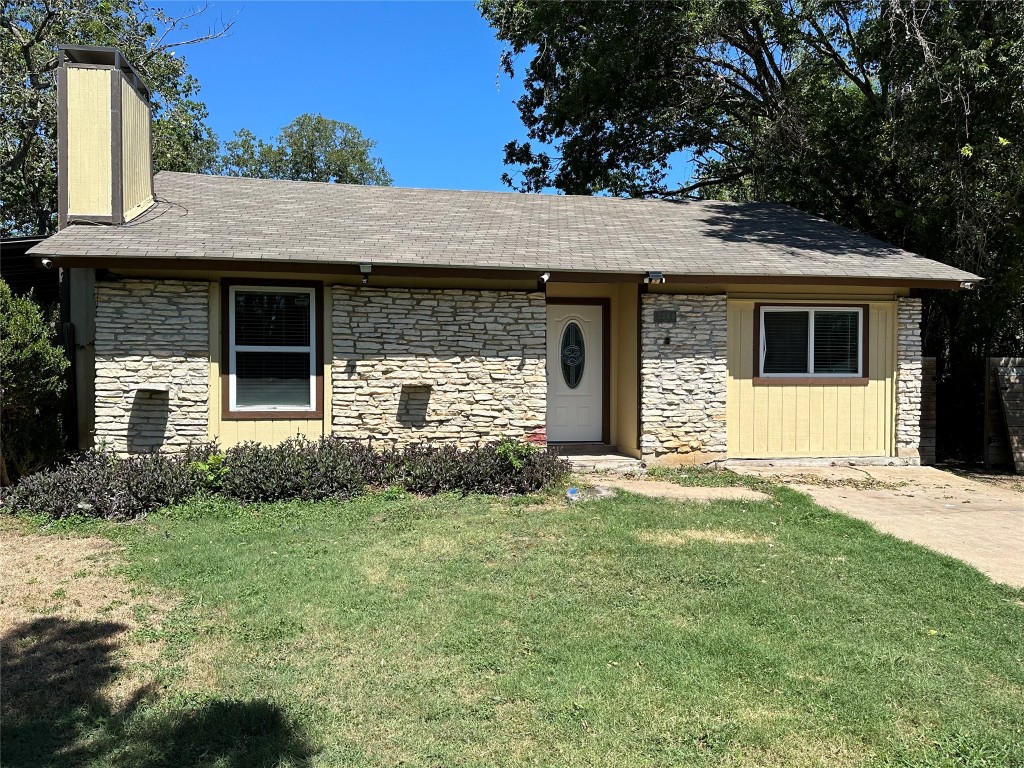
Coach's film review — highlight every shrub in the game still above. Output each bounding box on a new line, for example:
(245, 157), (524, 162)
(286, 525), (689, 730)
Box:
(0, 280), (69, 484)
(2, 437), (570, 520)
(398, 444), (468, 495)
(191, 451), (229, 490)
(218, 437), (370, 503)
(4, 450), (206, 520)
(395, 439), (569, 496)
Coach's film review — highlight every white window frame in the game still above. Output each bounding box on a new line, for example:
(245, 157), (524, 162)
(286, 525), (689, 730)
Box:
(228, 285), (317, 412)
(759, 306), (864, 378)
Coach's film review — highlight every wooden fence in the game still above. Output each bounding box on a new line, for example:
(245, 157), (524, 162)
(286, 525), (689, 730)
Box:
(983, 357), (1024, 472)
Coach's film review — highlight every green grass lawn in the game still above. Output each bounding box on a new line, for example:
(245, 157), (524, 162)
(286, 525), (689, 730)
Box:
(5, 480), (1023, 767)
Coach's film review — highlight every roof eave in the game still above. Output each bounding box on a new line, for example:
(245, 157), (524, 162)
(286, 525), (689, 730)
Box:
(31, 254), (980, 290)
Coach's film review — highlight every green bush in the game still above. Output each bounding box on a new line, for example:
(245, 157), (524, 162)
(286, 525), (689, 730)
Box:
(0, 280), (69, 484)
(2, 437), (570, 520)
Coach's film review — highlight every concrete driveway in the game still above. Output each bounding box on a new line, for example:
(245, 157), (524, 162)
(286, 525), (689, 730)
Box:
(734, 466), (1024, 588)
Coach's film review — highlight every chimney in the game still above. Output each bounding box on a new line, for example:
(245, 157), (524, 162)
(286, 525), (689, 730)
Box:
(57, 46), (155, 229)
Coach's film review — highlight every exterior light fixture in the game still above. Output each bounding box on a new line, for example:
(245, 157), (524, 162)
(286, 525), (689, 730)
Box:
(359, 263), (372, 285)
(644, 271), (666, 284)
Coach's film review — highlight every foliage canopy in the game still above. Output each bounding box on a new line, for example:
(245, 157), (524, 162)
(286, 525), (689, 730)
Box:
(0, 279), (69, 484)
(219, 113), (393, 185)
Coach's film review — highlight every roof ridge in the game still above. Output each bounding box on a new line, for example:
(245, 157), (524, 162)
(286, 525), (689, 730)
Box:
(154, 170), (766, 207)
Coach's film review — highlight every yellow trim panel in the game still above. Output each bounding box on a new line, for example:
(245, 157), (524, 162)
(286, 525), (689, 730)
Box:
(207, 284), (327, 448)
(727, 298), (896, 458)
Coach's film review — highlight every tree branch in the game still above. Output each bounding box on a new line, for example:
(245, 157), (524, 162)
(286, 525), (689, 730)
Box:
(645, 168), (751, 198)
(804, 17), (884, 113)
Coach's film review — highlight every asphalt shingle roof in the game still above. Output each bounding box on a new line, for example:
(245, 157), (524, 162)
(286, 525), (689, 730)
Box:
(32, 171), (978, 284)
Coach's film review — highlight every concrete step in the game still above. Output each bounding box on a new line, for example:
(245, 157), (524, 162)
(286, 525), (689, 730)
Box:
(552, 444), (646, 474)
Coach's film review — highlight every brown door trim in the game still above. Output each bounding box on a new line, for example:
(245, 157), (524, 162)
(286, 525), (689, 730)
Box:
(546, 297), (611, 445)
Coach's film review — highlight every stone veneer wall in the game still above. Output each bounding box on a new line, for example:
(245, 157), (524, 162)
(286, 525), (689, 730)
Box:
(332, 287), (546, 447)
(896, 297), (923, 461)
(640, 294), (728, 464)
(94, 280), (209, 454)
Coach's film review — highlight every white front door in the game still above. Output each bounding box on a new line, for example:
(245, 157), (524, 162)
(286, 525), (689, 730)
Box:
(547, 304), (603, 442)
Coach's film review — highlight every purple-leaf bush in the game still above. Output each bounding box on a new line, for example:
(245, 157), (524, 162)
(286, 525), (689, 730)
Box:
(2, 437), (570, 520)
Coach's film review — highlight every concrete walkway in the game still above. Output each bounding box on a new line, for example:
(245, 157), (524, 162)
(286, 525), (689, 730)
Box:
(735, 466), (1024, 588)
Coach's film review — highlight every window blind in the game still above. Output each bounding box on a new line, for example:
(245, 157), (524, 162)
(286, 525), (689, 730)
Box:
(231, 288), (315, 411)
(762, 311), (809, 374)
(235, 351), (312, 408)
(813, 310), (860, 374)
(234, 291), (311, 346)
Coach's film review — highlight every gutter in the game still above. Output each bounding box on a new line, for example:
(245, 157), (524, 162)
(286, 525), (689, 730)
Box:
(30, 255), (981, 291)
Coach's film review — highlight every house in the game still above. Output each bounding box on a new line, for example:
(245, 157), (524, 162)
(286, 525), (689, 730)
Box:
(31, 46), (980, 465)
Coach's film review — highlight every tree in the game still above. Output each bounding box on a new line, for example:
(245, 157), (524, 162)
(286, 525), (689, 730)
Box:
(480, 0), (1024, 458)
(220, 113), (392, 185)
(0, 0), (230, 236)
(0, 279), (69, 485)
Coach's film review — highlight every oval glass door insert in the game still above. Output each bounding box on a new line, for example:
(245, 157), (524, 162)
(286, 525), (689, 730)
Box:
(560, 321), (585, 389)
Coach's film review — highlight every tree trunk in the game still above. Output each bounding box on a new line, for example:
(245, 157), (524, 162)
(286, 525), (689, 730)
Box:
(0, 449), (12, 488)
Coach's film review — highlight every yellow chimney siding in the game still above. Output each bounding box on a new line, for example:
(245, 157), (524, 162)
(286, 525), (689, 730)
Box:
(120, 77), (154, 222)
(726, 299), (897, 458)
(65, 67), (112, 218)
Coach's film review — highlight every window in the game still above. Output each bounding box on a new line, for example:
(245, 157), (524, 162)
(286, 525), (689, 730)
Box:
(227, 285), (319, 413)
(560, 321), (585, 389)
(759, 306), (864, 378)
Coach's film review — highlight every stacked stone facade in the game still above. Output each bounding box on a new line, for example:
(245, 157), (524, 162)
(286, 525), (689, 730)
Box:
(94, 280), (209, 454)
(896, 297), (923, 462)
(86, 279), (919, 463)
(640, 294), (728, 464)
(332, 287), (547, 447)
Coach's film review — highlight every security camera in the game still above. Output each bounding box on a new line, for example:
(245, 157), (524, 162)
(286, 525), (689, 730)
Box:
(41, 258), (54, 269)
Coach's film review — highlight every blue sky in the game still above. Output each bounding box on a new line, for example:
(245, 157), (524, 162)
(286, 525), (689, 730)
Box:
(162, 1), (532, 192)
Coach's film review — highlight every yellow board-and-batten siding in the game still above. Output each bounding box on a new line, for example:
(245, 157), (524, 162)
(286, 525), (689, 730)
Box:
(206, 284), (330, 448)
(120, 76), (153, 222)
(65, 67), (112, 218)
(726, 297), (897, 458)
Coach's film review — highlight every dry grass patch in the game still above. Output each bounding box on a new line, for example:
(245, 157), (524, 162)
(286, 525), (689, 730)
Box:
(355, 533), (460, 588)
(597, 477), (769, 501)
(636, 528), (774, 546)
(0, 530), (175, 643)
(0, 530), (177, 721)
(772, 472), (909, 491)
(721, 734), (871, 768)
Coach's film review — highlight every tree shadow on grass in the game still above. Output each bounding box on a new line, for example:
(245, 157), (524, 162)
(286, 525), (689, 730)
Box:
(1, 616), (314, 767)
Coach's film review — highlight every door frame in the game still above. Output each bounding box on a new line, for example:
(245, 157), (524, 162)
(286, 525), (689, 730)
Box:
(546, 297), (612, 444)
